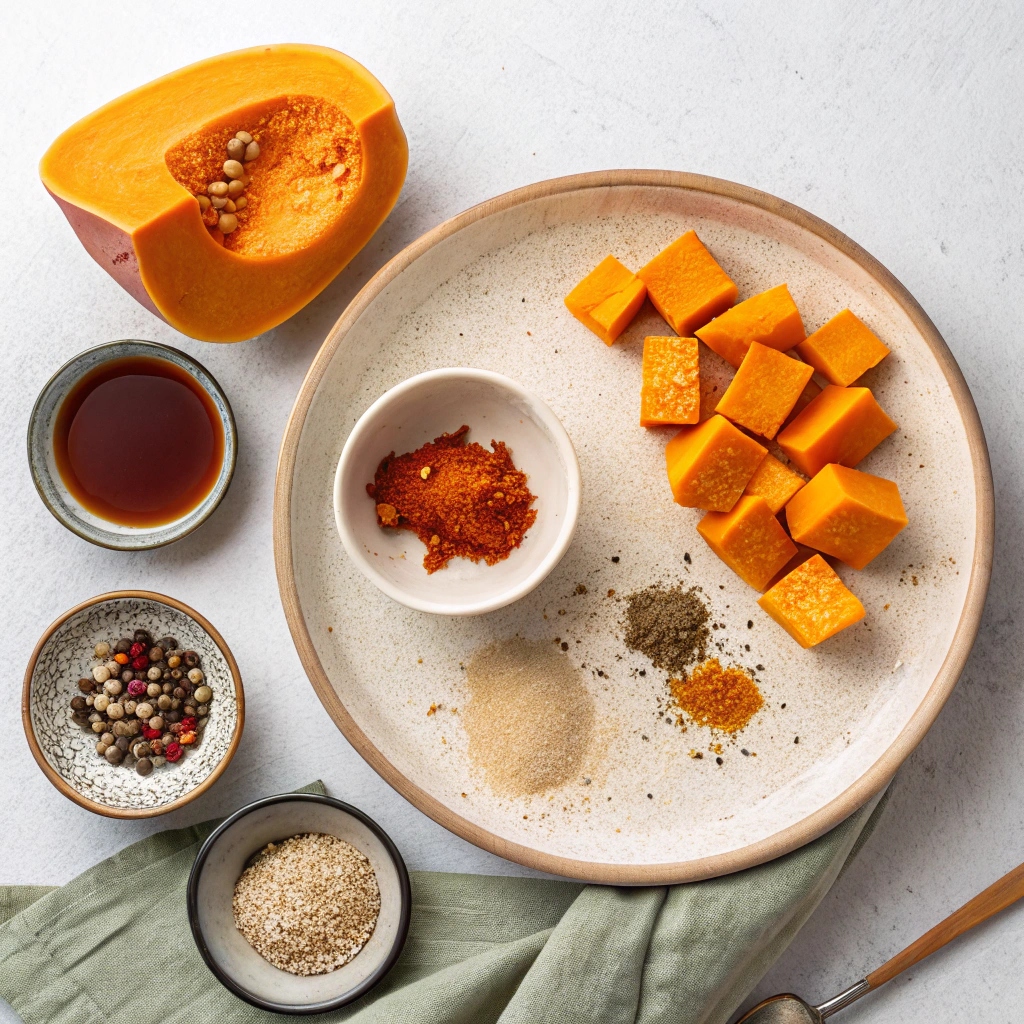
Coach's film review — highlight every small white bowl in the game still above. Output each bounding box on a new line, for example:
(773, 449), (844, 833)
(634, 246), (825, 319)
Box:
(334, 368), (581, 616)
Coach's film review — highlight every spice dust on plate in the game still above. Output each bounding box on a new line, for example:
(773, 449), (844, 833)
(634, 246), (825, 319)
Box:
(462, 638), (594, 797)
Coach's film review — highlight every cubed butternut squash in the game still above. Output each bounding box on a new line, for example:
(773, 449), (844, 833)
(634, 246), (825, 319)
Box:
(777, 385), (897, 477)
(758, 554), (866, 648)
(715, 342), (815, 439)
(783, 378), (822, 429)
(564, 255), (647, 345)
(795, 309), (890, 386)
(743, 453), (806, 513)
(640, 336), (700, 426)
(785, 463), (908, 569)
(637, 230), (737, 336)
(695, 284), (805, 367)
(665, 414), (767, 512)
(697, 495), (798, 590)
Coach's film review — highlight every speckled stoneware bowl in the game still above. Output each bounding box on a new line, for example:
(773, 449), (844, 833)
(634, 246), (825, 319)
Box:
(23, 591), (244, 817)
(334, 367), (582, 615)
(27, 340), (237, 550)
(274, 171), (993, 884)
(187, 793), (411, 1015)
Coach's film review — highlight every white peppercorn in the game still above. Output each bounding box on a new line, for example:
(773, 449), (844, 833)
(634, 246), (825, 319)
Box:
(147, 666), (162, 682)
(92, 665), (110, 684)
(93, 694), (110, 713)
(104, 678), (123, 696)
(92, 721), (106, 734)
(187, 668), (204, 684)
(106, 702), (125, 721)
(135, 703), (154, 720)
(147, 682), (162, 697)
(194, 685), (212, 704)
(94, 642), (111, 659)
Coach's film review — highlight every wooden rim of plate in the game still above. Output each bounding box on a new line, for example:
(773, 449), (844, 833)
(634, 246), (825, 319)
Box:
(273, 170), (994, 884)
(22, 589), (246, 819)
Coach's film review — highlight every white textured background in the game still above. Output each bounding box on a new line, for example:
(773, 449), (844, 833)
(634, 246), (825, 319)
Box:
(1, 2), (1022, 1021)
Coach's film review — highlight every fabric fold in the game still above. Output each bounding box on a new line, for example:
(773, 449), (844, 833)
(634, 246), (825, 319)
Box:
(0, 783), (887, 1024)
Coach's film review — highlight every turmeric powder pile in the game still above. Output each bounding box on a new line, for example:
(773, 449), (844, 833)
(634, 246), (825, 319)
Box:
(669, 658), (763, 733)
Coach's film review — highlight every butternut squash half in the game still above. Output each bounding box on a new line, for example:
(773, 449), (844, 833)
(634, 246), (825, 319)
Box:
(40, 45), (408, 342)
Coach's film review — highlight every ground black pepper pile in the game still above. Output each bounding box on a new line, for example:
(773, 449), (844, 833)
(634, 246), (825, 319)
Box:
(623, 583), (711, 675)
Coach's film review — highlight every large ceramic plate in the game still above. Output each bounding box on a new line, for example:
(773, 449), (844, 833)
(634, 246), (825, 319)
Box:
(275, 172), (992, 883)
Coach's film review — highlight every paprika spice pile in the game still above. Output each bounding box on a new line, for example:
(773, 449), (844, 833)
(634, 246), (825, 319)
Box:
(367, 425), (538, 573)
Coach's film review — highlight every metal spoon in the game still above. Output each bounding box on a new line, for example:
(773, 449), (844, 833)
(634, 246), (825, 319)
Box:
(737, 859), (1024, 1022)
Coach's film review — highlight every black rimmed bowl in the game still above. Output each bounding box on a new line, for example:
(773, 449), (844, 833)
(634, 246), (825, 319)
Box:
(27, 339), (237, 550)
(187, 793), (411, 1014)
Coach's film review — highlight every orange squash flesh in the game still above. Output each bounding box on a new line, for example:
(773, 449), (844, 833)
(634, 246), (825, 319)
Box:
(786, 463), (908, 569)
(697, 496), (798, 590)
(565, 255), (647, 345)
(696, 284), (806, 368)
(665, 415), (766, 512)
(638, 231), (737, 336)
(796, 309), (890, 386)
(39, 45), (408, 342)
(758, 554), (866, 648)
(777, 385), (897, 477)
(640, 336), (700, 426)
(743, 453), (805, 514)
(715, 342), (815, 439)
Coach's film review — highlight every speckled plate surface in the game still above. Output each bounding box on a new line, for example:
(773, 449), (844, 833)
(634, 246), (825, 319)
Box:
(274, 171), (992, 883)
(23, 591), (244, 817)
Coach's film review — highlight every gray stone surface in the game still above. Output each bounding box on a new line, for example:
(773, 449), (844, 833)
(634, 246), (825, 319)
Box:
(1, 2), (1022, 1021)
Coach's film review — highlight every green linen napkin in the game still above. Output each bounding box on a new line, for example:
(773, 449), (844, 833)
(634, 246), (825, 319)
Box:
(0, 781), (887, 1024)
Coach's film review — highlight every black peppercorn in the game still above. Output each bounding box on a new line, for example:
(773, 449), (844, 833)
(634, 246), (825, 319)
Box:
(115, 638), (132, 654)
(184, 705), (197, 718)
(104, 745), (124, 765)
(148, 646), (165, 663)
(70, 696), (87, 712)
(166, 710), (181, 723)
(133, 629), (151, 645)
(115, 736), (130, 752)
(72, 711), (91, 726)
(158, 636), (178, 651)
(78, 677), (95, 693)
(136, 757), (153, 777)
(183, 650), (200, 668)
(170, 669), (183, 681)
(173, 687), (186, 699)
(120, 669), (135, 683)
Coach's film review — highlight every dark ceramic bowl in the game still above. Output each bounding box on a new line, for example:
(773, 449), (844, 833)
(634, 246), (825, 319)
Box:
(187, 793), (411, 1014)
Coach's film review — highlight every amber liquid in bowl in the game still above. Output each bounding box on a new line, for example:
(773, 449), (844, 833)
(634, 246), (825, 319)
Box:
(53, 356), (224, 528)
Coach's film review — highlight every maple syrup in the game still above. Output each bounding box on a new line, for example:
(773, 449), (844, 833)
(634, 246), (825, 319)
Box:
(53, 356), (224, 528)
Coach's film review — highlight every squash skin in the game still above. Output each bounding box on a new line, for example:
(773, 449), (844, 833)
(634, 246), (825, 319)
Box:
(40, 45), (408, 342)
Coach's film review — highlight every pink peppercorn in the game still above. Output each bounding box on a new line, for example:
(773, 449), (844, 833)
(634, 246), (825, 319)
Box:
(127, 680), (147, 697)
(131, 655), (149, 671)
(165, 742), (182, 763)
(129, 642), (146, 658)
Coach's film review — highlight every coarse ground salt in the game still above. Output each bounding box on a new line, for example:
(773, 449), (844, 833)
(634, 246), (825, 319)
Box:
(232, 832), (380, 976)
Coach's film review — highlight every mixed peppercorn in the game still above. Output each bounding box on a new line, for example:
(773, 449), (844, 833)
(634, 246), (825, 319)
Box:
(69, 627), (213, 776)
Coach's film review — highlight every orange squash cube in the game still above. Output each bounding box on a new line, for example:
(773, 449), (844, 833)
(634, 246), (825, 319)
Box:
(785, 463), (908, 569)
(743, 453), (805, 513)
(564, 255), (647, 345)
(697, 496), (798, 590)
(637, 230), (737, 336)
(695, 284), (805, 367)
(783, 378), (822, 429)
(796, 309), (890, 387)
(640, 336), (700, 426)
(715, 342), (815, 439)
(777, 385), (897, 477)
(758, 554), (866, 648)
(665, 414), (766, 512)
